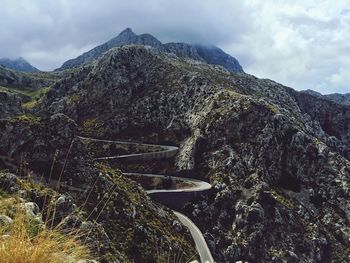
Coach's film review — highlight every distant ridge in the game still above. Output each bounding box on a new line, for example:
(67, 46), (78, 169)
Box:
(57, 28), (244, 73)
(0, 57), (39, 72)
(302, 89), (350, 105)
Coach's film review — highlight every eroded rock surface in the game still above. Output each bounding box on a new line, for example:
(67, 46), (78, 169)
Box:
(0, 91), (23, 118)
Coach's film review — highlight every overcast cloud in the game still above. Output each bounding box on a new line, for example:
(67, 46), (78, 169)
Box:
(0, 0), (349, 94)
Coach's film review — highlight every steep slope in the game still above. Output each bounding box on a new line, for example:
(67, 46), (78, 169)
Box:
(0, 65), (56, 89)
(0, 112), (197, 263)
(58, 28), (244, 73)
(0, 90), (23, 118)
(194, 44), (244, 72)
(0, 66), (58, 111)
(0, 57), (40, 72)
(41, 45), (350, 262)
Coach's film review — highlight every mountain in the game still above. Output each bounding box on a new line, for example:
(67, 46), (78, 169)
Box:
(0, 57), (40, 72)
(37, 45), (348, 262)
(302, 89), (350, 105)
(1, 44), (349, 262)
(58, 28), (244, 73)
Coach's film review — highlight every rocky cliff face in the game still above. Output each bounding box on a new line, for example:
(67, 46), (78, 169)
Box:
(0, 91), (23, 118)
(39, 45), (350, 262)
(0, 57), (40, 72)
(58, 28), (244, 73)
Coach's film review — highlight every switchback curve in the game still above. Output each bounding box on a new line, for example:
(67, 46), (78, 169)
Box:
(77, 136), (214, 263)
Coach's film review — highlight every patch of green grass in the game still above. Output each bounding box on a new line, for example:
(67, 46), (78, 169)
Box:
(266, 103), (279, 114)
(19, 179), (52, 197)
(0, 86), (51, 110)
(0, 86), (48, 99)
(264, 189), (297, 210)
(22, 87), (50, 99)
(22, 87), (51, 110)
(81, 117), (106, 136)
(10, 114), (43, 126)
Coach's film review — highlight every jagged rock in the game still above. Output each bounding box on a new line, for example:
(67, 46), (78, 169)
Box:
(0, 91), (23, 118)
(20, 202), (40, 217)
(0, 113), (80, 182)
(0, 215), (13, 225)
(0, 172), (19, 193)
(54, 195), (76, 221)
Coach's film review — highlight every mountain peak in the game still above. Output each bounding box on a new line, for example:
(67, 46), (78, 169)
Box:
(0, 57), (39, 72)
(118, 27), (135, 37)
(17, 57), (27, 62)
(58, 28), (244, 73)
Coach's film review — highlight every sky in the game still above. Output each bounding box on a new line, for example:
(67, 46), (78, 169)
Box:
(0, 0), (349, 94)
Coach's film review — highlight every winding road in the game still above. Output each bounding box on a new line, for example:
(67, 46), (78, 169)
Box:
(77, 136), (214, 263)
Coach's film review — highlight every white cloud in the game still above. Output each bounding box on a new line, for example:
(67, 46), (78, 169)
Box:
(225, 0), (350, 94)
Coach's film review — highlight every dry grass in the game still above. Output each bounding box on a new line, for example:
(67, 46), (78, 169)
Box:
(0, 140), (91, 263)
(0, 207), (90, 263)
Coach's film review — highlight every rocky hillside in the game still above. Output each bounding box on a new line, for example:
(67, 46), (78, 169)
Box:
(0, 65), (56, 89)
(1, 44), (349, 262)
(0, 90), (23, 118)
(0, 112), (197, 262)
(0, 66), (59, 111)
(0, 57), (40, 72)
(325, 93), (350, 105)
(36, 45), (350, 262)
(58, 28), (243, 73)
(302, 89), (350, 106)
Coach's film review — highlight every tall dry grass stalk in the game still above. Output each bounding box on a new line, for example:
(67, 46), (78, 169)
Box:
(0, 139), (94, 263)
(0, 207), (90, 263)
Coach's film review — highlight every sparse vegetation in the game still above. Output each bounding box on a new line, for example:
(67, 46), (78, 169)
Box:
(0, 194), (90, 263)
(81, 117), (106, 136)
(0, 85), (51, 110)
(10, 114), (42, 126)
(22, 87), (51, 110)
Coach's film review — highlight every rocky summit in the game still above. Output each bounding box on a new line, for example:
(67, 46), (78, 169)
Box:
(0, 35), (349, 263)
(57, 28), (244, 73)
